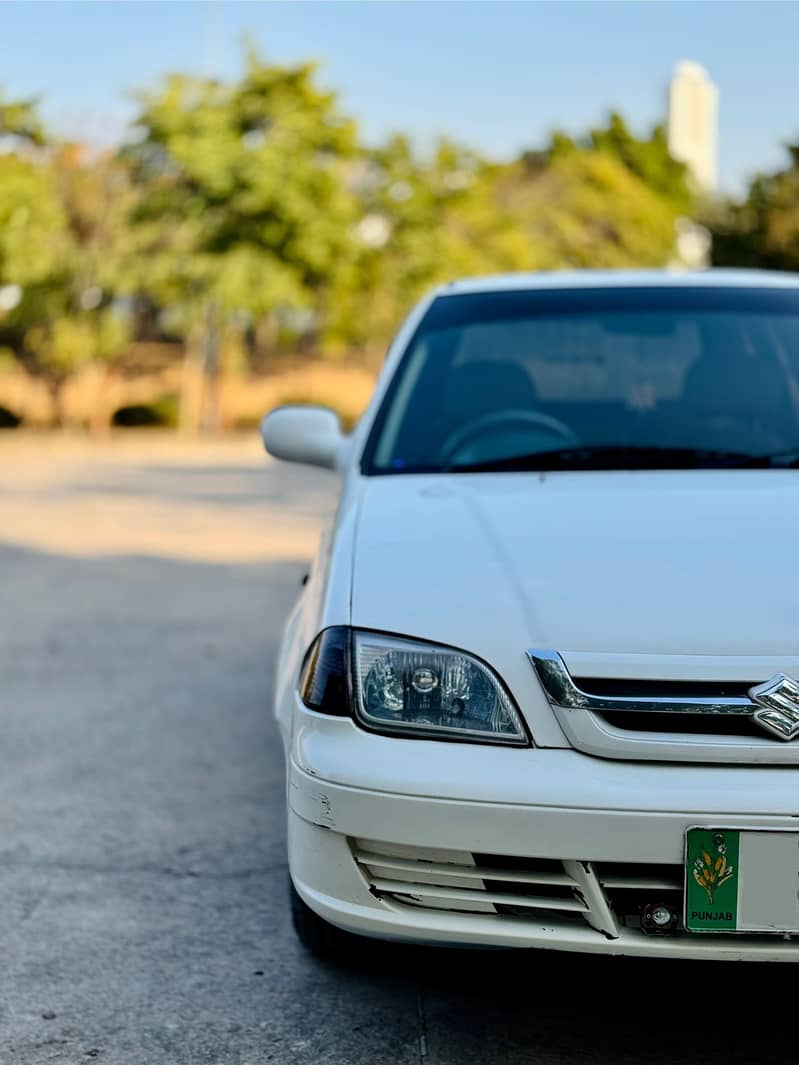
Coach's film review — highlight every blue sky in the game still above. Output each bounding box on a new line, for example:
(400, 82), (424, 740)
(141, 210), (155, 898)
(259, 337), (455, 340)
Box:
(1, 1), (796, 193)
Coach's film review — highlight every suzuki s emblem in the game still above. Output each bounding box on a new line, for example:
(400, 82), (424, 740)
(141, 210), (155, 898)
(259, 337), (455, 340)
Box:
(749, 674), (799, 741)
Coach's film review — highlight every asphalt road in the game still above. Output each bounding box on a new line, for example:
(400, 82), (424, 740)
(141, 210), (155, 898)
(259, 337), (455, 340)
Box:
(0, 435), (793, 1065)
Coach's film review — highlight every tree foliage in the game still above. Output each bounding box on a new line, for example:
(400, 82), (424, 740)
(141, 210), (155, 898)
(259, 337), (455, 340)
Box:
(0, 52), (711, 426)
(711, 145), (799, 270)
(496, 148), (683, 269)
(0, 90), (46, 146)
(126, 49), (359, 331)
(587, 113), (693, 213)
(0, 141), (133, 414)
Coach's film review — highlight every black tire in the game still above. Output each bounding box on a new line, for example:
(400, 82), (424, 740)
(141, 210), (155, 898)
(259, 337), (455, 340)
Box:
(289, 877), (354, 962)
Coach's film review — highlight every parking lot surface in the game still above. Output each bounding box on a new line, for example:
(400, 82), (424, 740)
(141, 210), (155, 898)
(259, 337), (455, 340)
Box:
(0, 435), (792, 1064)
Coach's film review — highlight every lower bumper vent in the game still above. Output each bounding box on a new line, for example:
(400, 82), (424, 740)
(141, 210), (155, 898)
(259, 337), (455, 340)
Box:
(595, 861), (684, 930)
(352, 839), (586, 921)
(352, 839), (690, 940)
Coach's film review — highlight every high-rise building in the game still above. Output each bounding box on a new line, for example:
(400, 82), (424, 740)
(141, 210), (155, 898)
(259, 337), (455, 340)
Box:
(667, 61), (718, 192)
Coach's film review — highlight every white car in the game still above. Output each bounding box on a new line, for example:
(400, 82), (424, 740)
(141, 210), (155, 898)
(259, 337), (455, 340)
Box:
(263, 270), (799, 963)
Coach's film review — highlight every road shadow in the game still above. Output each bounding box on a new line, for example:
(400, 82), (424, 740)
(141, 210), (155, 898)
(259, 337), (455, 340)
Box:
(325, 935), (784, 1064)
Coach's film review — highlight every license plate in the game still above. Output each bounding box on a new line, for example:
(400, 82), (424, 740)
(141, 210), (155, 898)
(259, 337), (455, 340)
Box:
(685, 828), (799, 933)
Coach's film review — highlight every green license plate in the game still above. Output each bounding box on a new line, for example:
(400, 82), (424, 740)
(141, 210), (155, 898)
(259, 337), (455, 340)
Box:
(685, 828), (799, 933)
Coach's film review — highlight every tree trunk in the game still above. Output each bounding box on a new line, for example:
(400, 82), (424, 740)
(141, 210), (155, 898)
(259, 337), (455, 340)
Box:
(47, 376), (67, 429)
(89, 363), (117, 438)
(179, 325), (206, 435)
(179, 301), (221, 435)
(201, 300), (221, 435)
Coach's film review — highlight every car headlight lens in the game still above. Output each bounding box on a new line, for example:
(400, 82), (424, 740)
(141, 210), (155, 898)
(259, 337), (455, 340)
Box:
(352, 632), (527, 745)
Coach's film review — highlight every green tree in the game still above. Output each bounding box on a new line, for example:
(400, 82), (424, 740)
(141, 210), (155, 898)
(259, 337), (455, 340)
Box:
(0, 89), (139, 425)
(0, 90), (46, 145)
(6, 143), (134, 423)
(0, 66), (720, 429)
(711, 145), (799, 270)
(500, 115), (699, 272)
(325, 135), (498, 352)
(587, 112), (693, 213)
(125, 47), (360, 425)
(497, 147), (685, 269)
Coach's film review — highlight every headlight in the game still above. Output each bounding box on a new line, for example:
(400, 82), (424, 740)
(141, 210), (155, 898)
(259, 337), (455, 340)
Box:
(352, 632), (527, 745)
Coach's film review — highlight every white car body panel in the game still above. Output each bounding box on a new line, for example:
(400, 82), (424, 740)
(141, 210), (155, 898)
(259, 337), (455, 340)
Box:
(291, 712), (799, 813)
(271, 270), (799, 961)
(352, 467), (799, 653)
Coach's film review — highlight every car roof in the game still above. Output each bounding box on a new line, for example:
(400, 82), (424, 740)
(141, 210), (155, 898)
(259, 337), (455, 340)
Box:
(437, 268), (799, 297)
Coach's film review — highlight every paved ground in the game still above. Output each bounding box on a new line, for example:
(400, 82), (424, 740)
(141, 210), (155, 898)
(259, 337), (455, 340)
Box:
(0, 434), (793, 1064)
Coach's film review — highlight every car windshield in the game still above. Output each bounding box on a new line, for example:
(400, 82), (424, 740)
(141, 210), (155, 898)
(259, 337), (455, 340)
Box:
(364, 285), (799, 473)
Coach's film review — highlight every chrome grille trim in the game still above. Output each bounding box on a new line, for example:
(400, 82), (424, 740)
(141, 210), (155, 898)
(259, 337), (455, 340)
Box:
(527, 648), (799, 763)
(528, 649), (755, 717)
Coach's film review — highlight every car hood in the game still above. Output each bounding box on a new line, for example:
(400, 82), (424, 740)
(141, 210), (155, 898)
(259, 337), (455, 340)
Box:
(351, 470), (799, 660)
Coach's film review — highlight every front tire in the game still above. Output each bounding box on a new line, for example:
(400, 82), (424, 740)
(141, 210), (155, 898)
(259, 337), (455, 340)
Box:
(289, 878), (354, 962)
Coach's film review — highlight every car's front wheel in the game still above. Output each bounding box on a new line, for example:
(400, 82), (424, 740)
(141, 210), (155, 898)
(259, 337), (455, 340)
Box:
(289, 878), (355, 962)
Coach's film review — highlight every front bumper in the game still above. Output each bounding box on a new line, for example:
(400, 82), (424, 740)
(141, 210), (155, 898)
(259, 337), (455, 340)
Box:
(289, 709), (799, 961)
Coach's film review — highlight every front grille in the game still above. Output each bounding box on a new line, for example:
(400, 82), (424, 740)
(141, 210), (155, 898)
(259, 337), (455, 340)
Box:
(575, 678), (752, 700)
(528, 648), (799, 763)
(352, 839), (688, 939)
(577, 677), (764, 739)
(596, 710), (763, 737)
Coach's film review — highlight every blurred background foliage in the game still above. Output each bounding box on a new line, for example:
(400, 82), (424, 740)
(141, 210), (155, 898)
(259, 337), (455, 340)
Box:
(0, 49), (791, 432)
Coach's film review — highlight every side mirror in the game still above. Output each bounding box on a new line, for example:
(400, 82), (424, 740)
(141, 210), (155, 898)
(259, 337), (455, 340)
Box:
(260, 405), (345, 470)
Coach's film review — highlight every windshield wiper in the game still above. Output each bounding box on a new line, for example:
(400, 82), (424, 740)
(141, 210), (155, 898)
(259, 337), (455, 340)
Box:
(444, 445), (770, 473)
